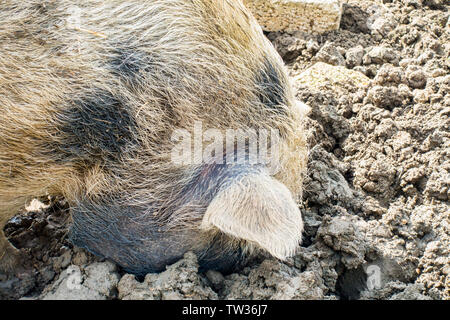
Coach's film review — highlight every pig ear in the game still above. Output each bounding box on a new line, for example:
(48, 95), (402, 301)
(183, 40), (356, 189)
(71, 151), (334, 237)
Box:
(200, 173), (303, 260)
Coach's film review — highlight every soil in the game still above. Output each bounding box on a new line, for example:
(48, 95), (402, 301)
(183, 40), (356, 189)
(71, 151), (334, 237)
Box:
(1, 0), (448, 300)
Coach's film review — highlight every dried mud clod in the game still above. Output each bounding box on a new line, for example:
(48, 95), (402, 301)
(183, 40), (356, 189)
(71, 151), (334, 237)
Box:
(1, 199), (102, 300)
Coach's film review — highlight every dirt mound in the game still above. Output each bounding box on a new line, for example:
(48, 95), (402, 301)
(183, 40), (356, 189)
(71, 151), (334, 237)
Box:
(1, 0), (448, 300)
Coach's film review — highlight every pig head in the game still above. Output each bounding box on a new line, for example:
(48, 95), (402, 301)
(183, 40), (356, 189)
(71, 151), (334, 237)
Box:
(69, 162), (303, 275)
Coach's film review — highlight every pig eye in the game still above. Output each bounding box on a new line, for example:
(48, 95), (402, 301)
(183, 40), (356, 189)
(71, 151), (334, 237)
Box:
(256, 58), (288, 112)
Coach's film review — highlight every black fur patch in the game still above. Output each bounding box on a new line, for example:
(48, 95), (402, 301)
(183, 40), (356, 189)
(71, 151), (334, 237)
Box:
(197, 234), (248, 274)
(109, 48), (152, 85)
(57, 90), (137, 162)
(256, 58), (288, 110)
(69, 197), (248, 275)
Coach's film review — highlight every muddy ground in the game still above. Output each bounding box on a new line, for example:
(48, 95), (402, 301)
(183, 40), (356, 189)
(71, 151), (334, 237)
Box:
(0, 0), (448, 300)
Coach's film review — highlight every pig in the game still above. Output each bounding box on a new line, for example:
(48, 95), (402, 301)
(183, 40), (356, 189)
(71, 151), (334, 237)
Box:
(0, 0), (308, 276)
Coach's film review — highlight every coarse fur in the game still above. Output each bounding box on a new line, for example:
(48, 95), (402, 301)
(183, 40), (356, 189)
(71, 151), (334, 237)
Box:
(0, 0), (308, 274)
